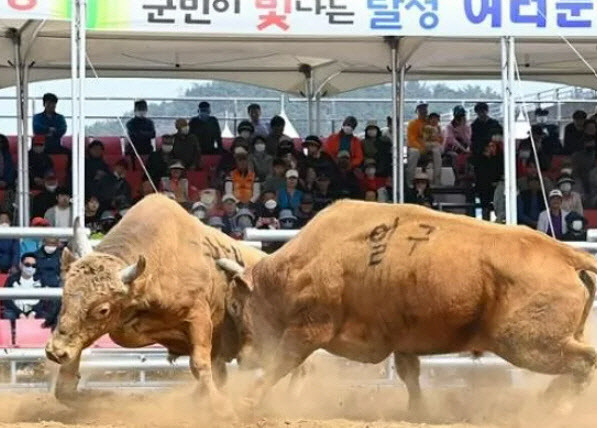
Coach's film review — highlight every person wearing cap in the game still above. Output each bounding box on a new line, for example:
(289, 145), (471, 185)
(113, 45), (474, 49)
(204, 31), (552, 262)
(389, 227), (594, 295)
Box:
(216, 136), (251, 185)
(232, 208), (256, 239)
(471, 102), (503, 156)
(208, 216), (225, 232)
(126, 99), (156, 157)
(85, 140), (111, 196)
(237, 121), (255, 141)
(265, 115), (290, 157)
(362, 124), (392, 178)
(98, 210), (119, 236)
(313, 174), (335, 212)
(225, 148), (260, 205)
(335, 150), (364, 200)
(96, 159), (132, 211)
(564, 110), (587, 155)
(221, 194), (239, 236)
(191, 201), (209, 223)
(299, 136), (337, 183)
(44, 186), (72, 228)
(361, 158), (385, 192)
(277, 169), (304, 212)
(444, 106), (471, 154)
(189, 101), (222, 155)
(405, 171), (434, 208)
(571, 120), (597, 194)
(279, 209), (298, 230)
(29, 135), (54, 189)
(325, 116), (364, 169)
(407, 103), (442, 187)
(249, 135), (273, 181)
(0, 135), (15, 191)
(247, 104), (269, 138)
(147, 134), (175, 185)
(557, 175), (583, 215)
(263, 157), (288, 193)
(173, 118), (201, 170)
(296, 193), (316, 228)
(161, 160), (192, 204)
(20, 217), (49, 257)
(562, 211), (588, 242)
(31, 171), (58, 218)
(537, 189), (569, 239)
(33, 93), (67, 154)
(517, 125), (551, 175)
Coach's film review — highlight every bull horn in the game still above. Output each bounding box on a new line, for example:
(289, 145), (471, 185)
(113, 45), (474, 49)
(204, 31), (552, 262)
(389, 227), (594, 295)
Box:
(216, 259), (245, 276)
(120, 255), (146, 285)
(73, 217), (93, 258)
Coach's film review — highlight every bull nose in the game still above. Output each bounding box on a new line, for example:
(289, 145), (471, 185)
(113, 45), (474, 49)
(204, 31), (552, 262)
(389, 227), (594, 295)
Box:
(45, 345), (69, 365)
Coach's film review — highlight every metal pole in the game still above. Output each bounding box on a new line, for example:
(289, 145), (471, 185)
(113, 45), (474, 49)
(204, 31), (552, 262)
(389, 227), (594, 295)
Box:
(13, 35), (25, 227)
(77, 0), (87, 223)
(70, 0), (80, 224)
(315, 91), (322, 136)
(306, 76), (314, 135)
(398, 65), (406, 204)
(507, 37), (518, 224)
(22, 64), (30, 223)
(390, 39), (399, 204)
(501, 38), (513, 225)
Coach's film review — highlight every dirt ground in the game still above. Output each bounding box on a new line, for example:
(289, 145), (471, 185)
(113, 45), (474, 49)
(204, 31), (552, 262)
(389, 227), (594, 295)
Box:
(0, 357), (594, 428)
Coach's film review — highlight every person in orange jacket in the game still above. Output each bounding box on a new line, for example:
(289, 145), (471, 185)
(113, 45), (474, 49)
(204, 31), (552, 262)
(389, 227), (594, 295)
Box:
(407, 103), (442, 187)
(325, 116), (364, 169)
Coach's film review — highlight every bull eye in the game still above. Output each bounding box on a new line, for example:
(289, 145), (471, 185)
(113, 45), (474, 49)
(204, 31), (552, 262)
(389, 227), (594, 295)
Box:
(95, 304), (110, 318)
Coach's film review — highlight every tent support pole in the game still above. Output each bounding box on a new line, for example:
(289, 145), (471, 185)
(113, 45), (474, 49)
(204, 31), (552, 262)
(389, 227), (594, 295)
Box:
(398, 65), (406, 204)
(507, 37), (517, 225)
(389, 37), (400, 204)
(22, 64), (30, 223)
(315, 91), (321, 136)
(71, 0), (80, 225)
(502, 37), (517, 225)
(306, 77), (314, 135)
(77, 0), (87, 223)
(11, 30), (25, 226)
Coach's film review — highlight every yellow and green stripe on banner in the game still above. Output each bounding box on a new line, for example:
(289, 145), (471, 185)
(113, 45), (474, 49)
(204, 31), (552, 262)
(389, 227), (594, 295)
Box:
(86, 0), (131, 30)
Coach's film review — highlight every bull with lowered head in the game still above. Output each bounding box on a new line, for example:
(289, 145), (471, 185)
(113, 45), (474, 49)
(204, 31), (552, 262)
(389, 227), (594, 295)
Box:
(218, 200), (597, 414)
(45, 194), (265, 412)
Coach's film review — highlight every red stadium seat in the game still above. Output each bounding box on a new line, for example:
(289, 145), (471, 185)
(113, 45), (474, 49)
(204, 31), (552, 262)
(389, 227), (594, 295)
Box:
(62, 136), (72, 150)
(187, 171), (209, 190)
(0, 274), (8, 287)
(222, 138), (233, 151)
(50, 155), (69, 185)
(7, 136), (18, 159)
(0, 320), (12, 347)
(14, 319), (51, 348)
(201, 155), (221, 172)
(585, 210), (597, 228)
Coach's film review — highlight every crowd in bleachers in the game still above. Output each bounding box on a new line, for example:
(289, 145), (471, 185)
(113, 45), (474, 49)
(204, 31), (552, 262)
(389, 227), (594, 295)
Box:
(1, 92), (597, 337)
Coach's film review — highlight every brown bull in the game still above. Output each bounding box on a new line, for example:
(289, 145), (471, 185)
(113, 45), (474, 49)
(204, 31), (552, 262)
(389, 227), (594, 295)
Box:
(45, 194), (265, 411)
(218, 200), (597, 413)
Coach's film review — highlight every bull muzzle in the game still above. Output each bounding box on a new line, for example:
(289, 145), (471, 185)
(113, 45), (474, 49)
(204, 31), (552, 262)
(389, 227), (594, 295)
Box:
(45, 341), (73, 365)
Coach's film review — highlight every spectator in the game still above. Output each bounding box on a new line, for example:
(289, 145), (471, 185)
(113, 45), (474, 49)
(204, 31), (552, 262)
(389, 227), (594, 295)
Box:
(517, 159), (553, 193)
(517, 175), (545, 229)
(135, 179), (155, 204)
(31, 172), (59, 218)
(216, 137), (249, 185)
(537, 189), (569, 240)
(443, 106), (472, 157)
(232, 208), (255, 239)
(407, 103), (441, 187)
(263, 158), (288, 193)
(279, 209), (298, 230)
(364, 190), (378, 202)
(301, 167), (318, 194)
(325, 116), (364, 169)
(84, 195), (102, 235)
(161, 161), (193, 205)
(173, 118), (200, 170)
(405, 171), (434, 208)
(493, 174), (506, 223)
(564, 110), (588, 155)
(265, 115), (291, 156)
(562, 212), (587, 242)
(3, 253), (47, 327)
(126, 100), (156, 157)
(32, 93), (67, 154)
(189, 101), (222, 155)
(313, 174), (334, 212)
(147, 134), (175, 185)
(296, 193), (316, 228)
(85, 140), (111, 196)
(361, 158), (385, 193)
(518, 125), (551, 174)
(334, 151), (363, 200)
(35, 237), (61, 289)
(198, 189), (219, 217)
(247, 103), (269, 138)
(0, 212), (18, 273)
(208, 216), (225, 232)
(277, 137), (298, 169)
(237, 121), (255, 141)
(221, 194), (238, 236)
(471, 102), (503, 156)
(29, 136), (54, 190)
(225, 148), (260, 205)
(535, 108), (562, 156)
(557, 175), (583, 215)
(97, 159), (132, 210)
(249, 135), (273, 181)
(0, 134), (15, 190)
(44, 187), (72, 228)
(472, 140), (502, 220)
(20, 217), (49, 256)
(362, 124), (392, 178)
(255, 194), (280, 230)
(97, 210), (119, 237)
(191, 201), (208, 223)
(277, 169), (303, 212)
(299, 136), (338, 182)
(571, 120), (597, 194)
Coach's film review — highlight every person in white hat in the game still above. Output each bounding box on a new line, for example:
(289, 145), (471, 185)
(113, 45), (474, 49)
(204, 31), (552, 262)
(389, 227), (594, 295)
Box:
(160, 160), (190, 204)
(277, 169), (303, 212)
(405, 170), (434, 208)
(537, 189), (570, 239)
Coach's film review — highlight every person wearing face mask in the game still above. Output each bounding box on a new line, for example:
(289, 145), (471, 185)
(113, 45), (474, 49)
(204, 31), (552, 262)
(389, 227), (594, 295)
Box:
(277, 169), (304, 212)
(173, 118), (200, 170)
(279, 209), (298, 230)
(125, 100), (156, 159)
(31, 171), (59, 218)
(325, 116), (364, 169)
(32, 93), (67, 154)
(537, 190), (569, 240)
(35, 237), (61, 289)
(2, 253), (46, 324)
(334, 151), (364, 200)
(557, 175), (583, 215)
(299, 135), (339, 183)
(44, 187), (72, 228)
(147, 134), (175, 185)
(237, 121), (255, 142)
(221, 194), (239, 236)
(563, 110), (587, 155)
(562, 212), (588, 242)
(189, 101), (222, 155)
(405, 171), (434, 208)
(363, 124), (392, 179)
(29, 135), (54, 190)
(534, 108), (562, 156)
(232, 208), (256, 240)
(191, 202), (209, 223)
(225, 149), (260, 205)
(249, 136), (273, 181)
(265, 116), (291, 156)
(360, 158), (384, 193)
(0, 212), (18, 274)
(517, 125), (551, 175)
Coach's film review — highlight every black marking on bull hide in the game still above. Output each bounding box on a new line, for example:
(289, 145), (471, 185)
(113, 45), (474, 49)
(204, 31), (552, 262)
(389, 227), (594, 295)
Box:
(407, 224), (437, 256)
(368, 217), (400, 266)
(200, 237), (245, 267)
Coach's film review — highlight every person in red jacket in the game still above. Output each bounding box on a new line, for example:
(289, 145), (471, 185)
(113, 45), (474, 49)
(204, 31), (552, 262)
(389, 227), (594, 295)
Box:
(325, 116), (364, 169)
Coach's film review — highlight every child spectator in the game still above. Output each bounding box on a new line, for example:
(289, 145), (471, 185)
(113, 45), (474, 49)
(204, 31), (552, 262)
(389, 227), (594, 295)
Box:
(313, 174), (334, 212)
(300, 135), (338, 181)
(126, 100), (156, 157)
(0, 134), (15, 190)
(161, 161), (193, 205)
(405, 171), (434, 208)
(225, 148), (260, 205)
(32, 93), (67, 154)
(20, 217), (49, 257)
(173, 118), (200, 170)
(0, 211), (18, 273)
(44, 187), (72, 228)
(147, 134), (175, 185)
(85, 195), (102, 235)
(221, 194), (239, 236)
(29, 136), (54, 189)
(2, 253), (45, 321)
(407, 103), (441, 187)
(563, 212), (587, 242)
(360, 159), (385, 192)
(279, 209), (298, 230)
(263, 158), (287, 193)
(278, 169), (303, 213)
(189, 101), (222, 155)
(557, 175), (583, 215)
(249, 135), (273, 181)
(537, 189), (569, 240)
(325, 116), (364, 169)
(296, 193), (316, 228)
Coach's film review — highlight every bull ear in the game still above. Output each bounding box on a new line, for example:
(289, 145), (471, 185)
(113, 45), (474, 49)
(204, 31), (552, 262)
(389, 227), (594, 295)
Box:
(61, 247), (78, 275)
(216, 258), (253, 293)
(120, 255), (146, 285)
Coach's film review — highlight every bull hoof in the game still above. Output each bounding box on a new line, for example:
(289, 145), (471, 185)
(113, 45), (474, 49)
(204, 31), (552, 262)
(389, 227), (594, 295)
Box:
(407, 399), (428, 421)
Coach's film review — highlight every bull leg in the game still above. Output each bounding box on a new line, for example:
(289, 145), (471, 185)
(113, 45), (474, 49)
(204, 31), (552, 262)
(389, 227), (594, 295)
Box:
(394, 354), (425, 415)
(53, 352), (81, 403)
(212, 357), (228, 389)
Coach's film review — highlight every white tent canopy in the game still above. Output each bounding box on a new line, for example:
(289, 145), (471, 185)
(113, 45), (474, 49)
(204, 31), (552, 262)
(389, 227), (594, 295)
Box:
(2, 20), (597, 95)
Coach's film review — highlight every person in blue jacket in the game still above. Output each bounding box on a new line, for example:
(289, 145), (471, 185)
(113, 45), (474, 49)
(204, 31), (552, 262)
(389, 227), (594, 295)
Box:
(0, 211), (18, 274)
(32, 93), (68, 154)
